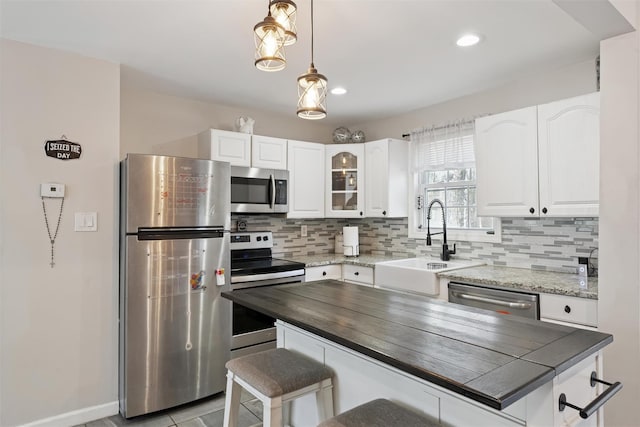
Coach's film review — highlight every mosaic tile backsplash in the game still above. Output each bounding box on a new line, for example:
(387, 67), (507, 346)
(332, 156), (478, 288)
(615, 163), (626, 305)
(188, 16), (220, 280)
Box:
(232, 215), (598, 274)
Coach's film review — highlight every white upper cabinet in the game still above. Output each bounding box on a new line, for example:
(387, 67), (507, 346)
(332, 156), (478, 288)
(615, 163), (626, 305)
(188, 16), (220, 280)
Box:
(287, 140), (325, 218)
(197, 130), (288, 169)
(197, 129), (251, 167)
(325, 144), (365, 218)
(365, 138), (409, 217)
(251, 135), (288, 170)
(537, 92), (600, 217)
(475, 106), (539, 217)
(475, 92), (600, 217)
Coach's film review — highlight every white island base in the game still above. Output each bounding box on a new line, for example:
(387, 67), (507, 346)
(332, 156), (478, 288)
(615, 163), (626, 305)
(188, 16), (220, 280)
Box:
(277, 321), (603, 427)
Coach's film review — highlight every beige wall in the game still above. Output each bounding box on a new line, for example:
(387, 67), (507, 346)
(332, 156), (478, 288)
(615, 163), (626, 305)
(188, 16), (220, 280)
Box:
(0, 39), (120, 426)
(599, 22), (640, 427)
(120, 88), (335, 159)
(352, 58), (597, 139)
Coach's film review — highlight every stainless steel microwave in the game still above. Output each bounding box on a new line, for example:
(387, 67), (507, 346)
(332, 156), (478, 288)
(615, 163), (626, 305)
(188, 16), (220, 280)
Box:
(230, 166), (288, 213)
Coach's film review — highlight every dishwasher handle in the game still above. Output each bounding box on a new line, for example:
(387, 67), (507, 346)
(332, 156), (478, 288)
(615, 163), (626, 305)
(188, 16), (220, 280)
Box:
(451, 291), (533, 310)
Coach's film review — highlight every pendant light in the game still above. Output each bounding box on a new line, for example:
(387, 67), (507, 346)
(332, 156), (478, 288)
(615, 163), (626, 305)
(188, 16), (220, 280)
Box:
(297, 0), (327, 120)
(254, 1), (287, 72)
(269, 0), (297, 46)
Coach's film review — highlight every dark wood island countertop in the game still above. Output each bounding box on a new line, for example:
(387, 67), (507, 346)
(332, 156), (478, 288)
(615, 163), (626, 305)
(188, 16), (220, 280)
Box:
(222, 280), (612, 410)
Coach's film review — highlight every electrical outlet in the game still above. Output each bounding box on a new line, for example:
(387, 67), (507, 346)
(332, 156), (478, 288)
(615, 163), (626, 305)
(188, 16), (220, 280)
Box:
(301, 225), (308, 237)
(577, 264), (588, 277)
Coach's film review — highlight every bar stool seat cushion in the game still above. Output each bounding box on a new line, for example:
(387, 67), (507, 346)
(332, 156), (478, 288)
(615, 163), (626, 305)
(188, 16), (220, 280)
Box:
(225, 348), (333, 398)
(317, 399), (439, 427)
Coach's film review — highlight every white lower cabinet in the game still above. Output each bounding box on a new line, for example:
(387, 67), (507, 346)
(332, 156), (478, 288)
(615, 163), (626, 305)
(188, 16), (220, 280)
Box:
(342, 264), (374, 286)
(305, 264), (342, 282)
(540, 294), (598, 329)
(552, 353), (602, 427)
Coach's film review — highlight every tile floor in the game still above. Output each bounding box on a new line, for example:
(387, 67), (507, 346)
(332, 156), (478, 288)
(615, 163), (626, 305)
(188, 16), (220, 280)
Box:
(76, 390), (263, 427)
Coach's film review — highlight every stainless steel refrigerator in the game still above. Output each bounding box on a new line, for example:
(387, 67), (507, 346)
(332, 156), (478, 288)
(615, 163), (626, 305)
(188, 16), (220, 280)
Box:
(119, 154), (231, 418)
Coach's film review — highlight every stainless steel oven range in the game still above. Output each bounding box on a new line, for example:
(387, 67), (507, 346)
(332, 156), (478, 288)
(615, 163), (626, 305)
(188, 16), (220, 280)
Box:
(230, 231), (305, 358)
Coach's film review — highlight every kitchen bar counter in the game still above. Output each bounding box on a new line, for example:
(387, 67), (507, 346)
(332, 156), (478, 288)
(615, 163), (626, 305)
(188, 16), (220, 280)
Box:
(438, 265), (598, 299)
(222, 280), (612, 410)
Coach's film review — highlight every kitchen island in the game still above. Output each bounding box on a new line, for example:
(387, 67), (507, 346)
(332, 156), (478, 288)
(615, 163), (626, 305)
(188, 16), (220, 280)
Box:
(223, 281), (618, 426)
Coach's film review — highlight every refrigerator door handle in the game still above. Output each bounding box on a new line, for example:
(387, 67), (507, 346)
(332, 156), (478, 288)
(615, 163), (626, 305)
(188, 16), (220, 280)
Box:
(269, 174), (276, 209)
(137, 227), (227, 240)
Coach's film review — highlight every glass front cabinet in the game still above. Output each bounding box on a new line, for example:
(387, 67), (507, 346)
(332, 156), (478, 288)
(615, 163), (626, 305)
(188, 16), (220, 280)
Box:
(325, 144), (365, 217)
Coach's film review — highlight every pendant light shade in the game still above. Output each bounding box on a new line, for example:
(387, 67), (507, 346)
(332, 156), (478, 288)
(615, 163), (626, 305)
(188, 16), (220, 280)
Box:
(297, 66), (327, 119)
(254, 8), (286, 72)
(269, 0), (297, 46)
(297, 0), (327, 120)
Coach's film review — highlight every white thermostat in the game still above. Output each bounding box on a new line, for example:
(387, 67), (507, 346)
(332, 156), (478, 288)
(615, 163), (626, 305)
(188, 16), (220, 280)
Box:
(41, 183), (65, 198)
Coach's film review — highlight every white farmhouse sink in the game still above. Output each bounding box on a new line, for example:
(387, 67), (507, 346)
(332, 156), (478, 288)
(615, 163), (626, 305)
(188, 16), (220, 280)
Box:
(375, 257), (484, 296)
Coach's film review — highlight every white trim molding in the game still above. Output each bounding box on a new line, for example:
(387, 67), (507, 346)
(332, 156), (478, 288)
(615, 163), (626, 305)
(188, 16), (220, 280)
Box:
(18, 401), (118, 427)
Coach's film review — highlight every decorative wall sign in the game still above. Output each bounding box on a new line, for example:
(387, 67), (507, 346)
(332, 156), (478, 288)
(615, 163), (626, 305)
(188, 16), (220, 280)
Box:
(44, 136), (82, 160)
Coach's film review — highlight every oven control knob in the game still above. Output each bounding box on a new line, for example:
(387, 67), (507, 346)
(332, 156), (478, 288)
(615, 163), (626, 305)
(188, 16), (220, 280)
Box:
(263, 235), (269, 241)
(256, 236), (262, 241)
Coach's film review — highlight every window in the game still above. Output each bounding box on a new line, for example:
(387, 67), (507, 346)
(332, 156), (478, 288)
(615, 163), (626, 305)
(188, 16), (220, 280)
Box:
(408, 120), (501, 243)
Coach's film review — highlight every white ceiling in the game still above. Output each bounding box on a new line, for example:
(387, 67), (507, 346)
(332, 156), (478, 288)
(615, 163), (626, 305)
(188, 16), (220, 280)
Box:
(0, 0), (620, 126)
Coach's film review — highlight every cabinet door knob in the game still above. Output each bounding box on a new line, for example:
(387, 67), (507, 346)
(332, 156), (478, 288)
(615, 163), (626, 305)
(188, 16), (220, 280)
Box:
(382, 210), (387, 216)
(354, 271), (359, 276)
(360, 211), (363, 216)
(322, 271), (327, 276)
(529, 207), (535, 214)
(564, 305), (571, 314)
(542, 207), (548, 214)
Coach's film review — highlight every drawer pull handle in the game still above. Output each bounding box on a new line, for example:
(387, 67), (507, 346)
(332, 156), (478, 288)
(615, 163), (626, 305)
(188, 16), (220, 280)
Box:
(454, 292), (532, 309)
(564, 305), (571, 313)
(559, 372), (623, 419)
(322, 271), (327, 276)
(354, 271), (359, 276)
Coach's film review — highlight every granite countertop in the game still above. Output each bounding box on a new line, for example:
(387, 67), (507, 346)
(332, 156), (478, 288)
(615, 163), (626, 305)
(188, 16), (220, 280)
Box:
(223, 281), (612, 410)
(286, 253), (401, 268)
(438, 265), (598, 299)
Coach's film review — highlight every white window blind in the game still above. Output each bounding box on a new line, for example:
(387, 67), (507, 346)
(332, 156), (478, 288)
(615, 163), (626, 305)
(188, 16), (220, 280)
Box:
(412, 120), (475, 171)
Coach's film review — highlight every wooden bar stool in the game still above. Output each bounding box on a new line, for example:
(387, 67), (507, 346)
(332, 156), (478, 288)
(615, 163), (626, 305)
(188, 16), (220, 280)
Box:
(223, 348), (334, 427)
(317, 399), (439, 427)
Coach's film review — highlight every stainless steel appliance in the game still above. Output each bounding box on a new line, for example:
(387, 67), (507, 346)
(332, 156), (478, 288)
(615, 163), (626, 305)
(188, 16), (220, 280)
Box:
(448, 282), (540, 319)
(230, 231), (305, 358)
(119, 154), (231, 418)
(230, 166), (288, 213)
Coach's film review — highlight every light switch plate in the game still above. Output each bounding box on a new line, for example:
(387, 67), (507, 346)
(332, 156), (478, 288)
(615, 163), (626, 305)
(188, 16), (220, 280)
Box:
(75, 212), (98, 232)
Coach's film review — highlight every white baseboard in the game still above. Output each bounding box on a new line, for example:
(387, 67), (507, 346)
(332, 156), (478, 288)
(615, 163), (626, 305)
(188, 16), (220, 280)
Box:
(18, 401), (119, 427)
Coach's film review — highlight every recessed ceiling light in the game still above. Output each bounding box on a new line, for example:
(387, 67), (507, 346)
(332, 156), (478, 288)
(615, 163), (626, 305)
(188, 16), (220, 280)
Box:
(456, 34), (480, 47)
(331, 87), (347, 95)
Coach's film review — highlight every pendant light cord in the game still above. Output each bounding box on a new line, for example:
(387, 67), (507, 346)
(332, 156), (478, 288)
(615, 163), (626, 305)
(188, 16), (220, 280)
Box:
(310, 0), (314, 67)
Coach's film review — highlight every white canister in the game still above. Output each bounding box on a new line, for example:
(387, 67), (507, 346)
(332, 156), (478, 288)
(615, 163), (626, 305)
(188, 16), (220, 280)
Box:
(343, 226), (360, 257)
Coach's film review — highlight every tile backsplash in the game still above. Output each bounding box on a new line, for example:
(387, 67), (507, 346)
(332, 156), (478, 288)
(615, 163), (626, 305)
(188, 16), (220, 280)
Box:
(232, 215), (598, 274)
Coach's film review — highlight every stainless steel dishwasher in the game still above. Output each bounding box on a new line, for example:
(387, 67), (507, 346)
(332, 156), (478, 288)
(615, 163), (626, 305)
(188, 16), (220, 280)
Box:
(448, 282), (540, 319)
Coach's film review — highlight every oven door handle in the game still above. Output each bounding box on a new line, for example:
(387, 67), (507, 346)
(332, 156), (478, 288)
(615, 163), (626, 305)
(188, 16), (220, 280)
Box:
(453, 292), (533, 310)
(231, 269), (306, 284)
(269, 174), (276, 209)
